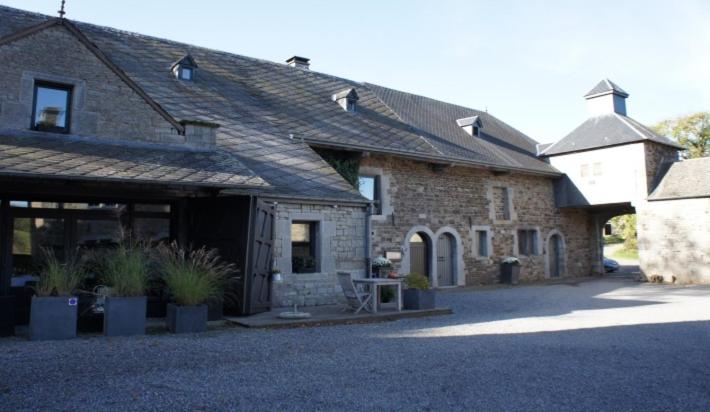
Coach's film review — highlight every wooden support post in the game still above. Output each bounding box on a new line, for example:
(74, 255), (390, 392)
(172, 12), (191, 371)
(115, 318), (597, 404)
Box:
(0, 199), (12, 296)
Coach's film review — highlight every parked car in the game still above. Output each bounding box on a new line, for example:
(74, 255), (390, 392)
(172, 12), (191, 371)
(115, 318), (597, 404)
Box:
(604, 258), (620, 273)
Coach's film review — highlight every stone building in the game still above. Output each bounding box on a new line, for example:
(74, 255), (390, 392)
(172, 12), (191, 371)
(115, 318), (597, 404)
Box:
(0, 4), (705, 337)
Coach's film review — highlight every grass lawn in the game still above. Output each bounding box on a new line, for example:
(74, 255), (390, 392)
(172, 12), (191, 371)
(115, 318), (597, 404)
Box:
(611, 247), (639, 261)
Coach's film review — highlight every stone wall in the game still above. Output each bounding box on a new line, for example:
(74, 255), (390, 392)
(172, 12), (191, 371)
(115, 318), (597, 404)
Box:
(637, 198), (710, 283)
(0, 25), (183, 145)
(272, 201), (367, 306)
(361, 155), (597, 285)
(644, 142), (679, 194)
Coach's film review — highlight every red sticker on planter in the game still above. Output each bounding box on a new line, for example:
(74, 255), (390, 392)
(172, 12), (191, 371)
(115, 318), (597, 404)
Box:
(68, 298), (78, 306)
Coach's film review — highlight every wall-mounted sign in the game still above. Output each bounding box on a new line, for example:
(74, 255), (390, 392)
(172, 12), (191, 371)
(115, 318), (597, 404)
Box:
(385, 251), (402, 261)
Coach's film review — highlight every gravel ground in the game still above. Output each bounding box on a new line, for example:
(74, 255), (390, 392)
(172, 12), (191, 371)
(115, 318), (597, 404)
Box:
(1, 277), (709, 411)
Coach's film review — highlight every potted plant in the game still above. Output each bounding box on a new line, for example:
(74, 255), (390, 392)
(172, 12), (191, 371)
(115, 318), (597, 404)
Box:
(100, 239), (150, 337)
(371, 256), (392, 278)
(403, 273), (436, 310)
(156, 242), (235, 334)
(500, 256), (521, 285)
(29, 249), (85, 341)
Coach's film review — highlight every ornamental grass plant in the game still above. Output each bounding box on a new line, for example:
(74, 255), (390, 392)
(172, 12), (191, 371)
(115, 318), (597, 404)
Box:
(155, 241), (236, 306)
(36, 248), (85, 297)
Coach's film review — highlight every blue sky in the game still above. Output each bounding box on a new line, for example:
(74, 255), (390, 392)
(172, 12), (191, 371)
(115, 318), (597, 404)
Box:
(4, 0), (708, 143)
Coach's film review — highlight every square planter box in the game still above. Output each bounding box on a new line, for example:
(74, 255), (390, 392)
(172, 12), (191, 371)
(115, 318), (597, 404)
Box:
(500, 264), (521, 285)
(0, 295), (15, 336)
(30, 296), (78, 341)
(403, 289), (436, 310)
(103, 296), (147, 337)
(166, 303), (207, 334)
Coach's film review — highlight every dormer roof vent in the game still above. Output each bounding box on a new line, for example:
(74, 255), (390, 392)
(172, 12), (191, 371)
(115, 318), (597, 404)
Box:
(172, 54), (198, 81)
(332, 88), (359, 112)
(286, 56), (310, 69)
(456, 115), (483, 136)
(584, 79), (629, 116)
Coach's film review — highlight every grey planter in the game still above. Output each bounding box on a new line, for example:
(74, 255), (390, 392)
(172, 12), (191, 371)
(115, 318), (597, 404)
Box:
(30, 296), (78, 341)
(103, 296), (147, 337)
(403, 289), (436, 310)
(166, 303), (207, 334)
(500, 264), (521, 285)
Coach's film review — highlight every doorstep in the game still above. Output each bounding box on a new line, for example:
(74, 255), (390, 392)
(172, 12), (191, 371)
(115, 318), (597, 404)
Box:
(225, 305), (453, 329)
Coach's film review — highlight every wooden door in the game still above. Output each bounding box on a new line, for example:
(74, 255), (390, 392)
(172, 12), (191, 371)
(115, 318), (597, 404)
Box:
(409, 232), (429, 278)
(437, 233), (454, 286)
(549, 234), (561, 278)
(245, 198), (274, 314)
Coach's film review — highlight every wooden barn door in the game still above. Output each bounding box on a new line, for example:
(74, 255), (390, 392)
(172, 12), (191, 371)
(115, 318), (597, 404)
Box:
(245, 198), (274, 314)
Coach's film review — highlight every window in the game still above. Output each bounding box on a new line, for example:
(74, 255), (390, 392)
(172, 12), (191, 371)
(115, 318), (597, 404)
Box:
(580, 164), (589, 178)
(473, 229), (490, 258)
(593, 162), (603, 176)
(517, 229), (539, 256)
(179, 67), (193, 81)
(346, 99), (357, 112)
(291, 221), (318, 273)
(472, 126), (480, 137)
(494, 187), (511, 220)
(32, 81), (72, 133)
(358, 175), (381, 214)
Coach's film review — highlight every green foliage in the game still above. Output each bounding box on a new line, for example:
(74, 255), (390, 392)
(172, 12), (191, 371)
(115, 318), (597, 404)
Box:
(652, 112), (710, 159)
(610, 214), (637, 251)
(405, 273), (430, 290)
(603, 234), (624, 245)
(610, 247), (639, 261)
(156, 241), (235, 306)
(101, 238), (150, 297)
(313, 147), (361, 187)
(36, 248), (85, 297)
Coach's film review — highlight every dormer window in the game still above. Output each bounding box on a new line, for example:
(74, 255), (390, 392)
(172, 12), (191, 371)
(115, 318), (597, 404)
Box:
(32, 81), (73, 134)
(332, 88), (359, 112)
(171, 54), (198, 82)
(456, 115), (483, 137)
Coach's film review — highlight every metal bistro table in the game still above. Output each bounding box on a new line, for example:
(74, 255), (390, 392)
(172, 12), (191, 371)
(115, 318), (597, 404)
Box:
(352, 278), (403, 313)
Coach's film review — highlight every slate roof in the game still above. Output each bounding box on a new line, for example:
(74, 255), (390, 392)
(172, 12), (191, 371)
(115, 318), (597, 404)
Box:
(541, 113), (684, 156)
(0, 133), (265, 188)
(0, 5), (561, 203)
(584, 79), (628, 97)
(648, 157), (710, 201)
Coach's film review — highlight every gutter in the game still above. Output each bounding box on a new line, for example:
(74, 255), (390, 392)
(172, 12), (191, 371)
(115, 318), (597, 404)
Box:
(304, 138), (563, 178)
(365, 202), (373, 278)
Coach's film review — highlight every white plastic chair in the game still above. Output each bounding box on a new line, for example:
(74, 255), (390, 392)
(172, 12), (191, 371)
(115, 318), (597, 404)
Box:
(337, 272), (373, 314)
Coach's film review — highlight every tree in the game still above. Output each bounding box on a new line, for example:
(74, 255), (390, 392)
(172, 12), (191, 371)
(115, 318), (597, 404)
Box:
(652, 112), (710, 159)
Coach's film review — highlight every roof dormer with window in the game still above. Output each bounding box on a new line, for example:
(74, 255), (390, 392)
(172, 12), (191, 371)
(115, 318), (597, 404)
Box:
(332, 88), (359, 112)
(456, 115), (483, 137)
(172, 54), (198, 81)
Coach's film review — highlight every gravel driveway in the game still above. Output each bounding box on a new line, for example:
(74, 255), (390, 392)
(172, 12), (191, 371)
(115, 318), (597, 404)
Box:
(2, 278), (709, 411)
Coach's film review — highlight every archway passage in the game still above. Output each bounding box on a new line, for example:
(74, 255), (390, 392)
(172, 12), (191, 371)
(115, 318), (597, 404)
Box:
(548, 234), (563, 278)
(437, 233), (455, 286)
(409, 232), (430, 279)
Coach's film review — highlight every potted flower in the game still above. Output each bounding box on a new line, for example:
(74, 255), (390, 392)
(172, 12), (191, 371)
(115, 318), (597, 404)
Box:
(100, 240), (150, 337)
(29, 249), (85, 341)
(403, 273), (436, 310)
(500, 256), (521, 285)
(371, 256), (392, 278)
(156, 242), (235, 334)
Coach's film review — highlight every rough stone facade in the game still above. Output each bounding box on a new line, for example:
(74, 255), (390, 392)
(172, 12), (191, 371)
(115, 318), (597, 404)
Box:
(272, 201), (367, 306)
(0, 26), (183, 145)
(637, 198), (710, 283)
(644, 142), (680, 194)
(360, 155), (597, 286)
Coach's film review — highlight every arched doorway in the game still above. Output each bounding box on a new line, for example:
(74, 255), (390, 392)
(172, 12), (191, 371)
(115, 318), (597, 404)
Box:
(437, 233), (455, 286)
(548, 234), (563, 278)
(409, 232), (430, 278)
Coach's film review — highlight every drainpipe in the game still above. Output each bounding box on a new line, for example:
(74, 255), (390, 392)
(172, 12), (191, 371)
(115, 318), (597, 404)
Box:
(365, 202), (373, 278)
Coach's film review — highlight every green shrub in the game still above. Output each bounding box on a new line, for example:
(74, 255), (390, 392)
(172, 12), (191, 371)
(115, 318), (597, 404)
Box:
(36, 248), (85, 297)
(101, 239), (150, 297)
(156, 242), (236, 306)
(405, 273), (430, 290)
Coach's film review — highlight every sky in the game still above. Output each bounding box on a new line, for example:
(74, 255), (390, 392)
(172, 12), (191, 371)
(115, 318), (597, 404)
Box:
(3, 0), (708, 143)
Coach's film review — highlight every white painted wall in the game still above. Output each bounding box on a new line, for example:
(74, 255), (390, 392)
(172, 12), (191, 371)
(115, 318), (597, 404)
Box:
(549, 143), (648, 206)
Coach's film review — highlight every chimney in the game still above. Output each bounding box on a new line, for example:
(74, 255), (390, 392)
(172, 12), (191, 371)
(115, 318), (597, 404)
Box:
(584, 79), (628, 116)
(286, 56), (310, 69)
